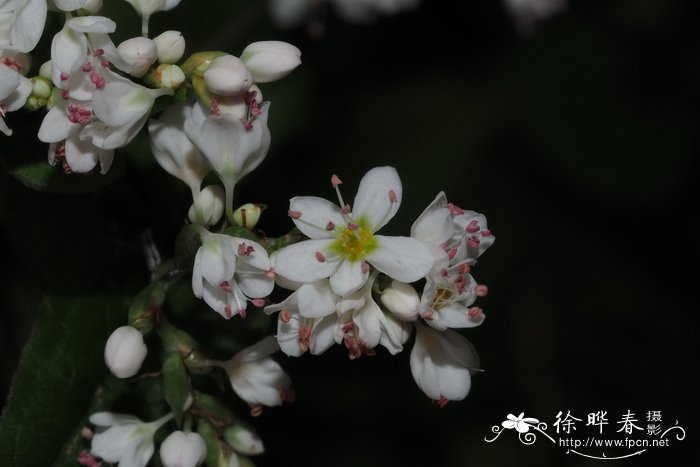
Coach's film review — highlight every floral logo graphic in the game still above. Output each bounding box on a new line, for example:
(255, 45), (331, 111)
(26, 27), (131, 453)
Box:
(486, 413), (555, 445)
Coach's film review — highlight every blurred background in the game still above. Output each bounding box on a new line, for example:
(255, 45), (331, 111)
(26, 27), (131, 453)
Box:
(1, 0), (698, 465)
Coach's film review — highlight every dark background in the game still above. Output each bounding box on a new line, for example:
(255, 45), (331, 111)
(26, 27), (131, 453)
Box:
(1, 0), (698, 466)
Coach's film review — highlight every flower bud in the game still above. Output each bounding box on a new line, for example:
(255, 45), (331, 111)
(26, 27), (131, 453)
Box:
(380, 280), (420, 320)
(153, 30), (186, 64)
(188, 185), (225, 226)
(160, 431), (207, 467)
(203, 55), (252, 96)
(39, 61), (52, 79)
(224, 423), (264, 455)
(232, 203), (262, 230)
(104, 326), (148, 378)
(79, 0), (103, 14)
(117, 36), (158, 78)
(149, 63), (185, 89)
(31, 76), (52, 99)
(240, 41), (301, 83)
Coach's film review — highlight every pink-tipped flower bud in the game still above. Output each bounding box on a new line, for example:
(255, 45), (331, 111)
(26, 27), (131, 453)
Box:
(117, 36), (158, 78)
(203, 55), (253, 96)
(104, 326), (147, 378)
(380, 280), (420, 321)
(153, 30), (185, 64)
(240, 41), (301, 83)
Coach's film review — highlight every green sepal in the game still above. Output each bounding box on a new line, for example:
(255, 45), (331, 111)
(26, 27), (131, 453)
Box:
(223, 225), (259, 243)
(162, 351), (190, 427)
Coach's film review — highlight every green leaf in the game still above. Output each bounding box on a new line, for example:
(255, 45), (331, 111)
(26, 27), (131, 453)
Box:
(0, 294), (127, 465)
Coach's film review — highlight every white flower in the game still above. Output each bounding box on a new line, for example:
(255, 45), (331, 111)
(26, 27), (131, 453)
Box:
(160, 431), (207, 467)
(215, 336), (292, 409)
(502, 413), (540, 433)
(0, 61), (31, 136)
(184, 100), (271, 220)
(0, 0), (47, 53)
(90, 411), (173, 467)
(104, 325), (147, 378)
(192, 232), (274, 319)
(273, 166), (434, 297)
(264, 288), (336, 357)
(149, 101), (210, 197)
(410, 322), (480, 405)
(240, 41), (301, 83)
(123, 0), (182, 35)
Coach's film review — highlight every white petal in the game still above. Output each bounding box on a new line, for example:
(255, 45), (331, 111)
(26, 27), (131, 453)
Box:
(7, 0), (46, 53)
(297, 281), (338, 318)
(329, 258), (368, 297)
(367, 236), (433, 283)
(353, 298), (382, 349)
(0, 64), (20, 100)
(89, 412), (142, 427)
(51, 24), (87, 86)
(411, 192), (453, 244)
(67, 15), (116, 33)
(64, 136), (99, 173)
(272, 239), (339, 284)
(309, 315), (336, 355)
(236, 262), (274, 299)
(352, 166), (402, 232)
(289, 196), (344, 240)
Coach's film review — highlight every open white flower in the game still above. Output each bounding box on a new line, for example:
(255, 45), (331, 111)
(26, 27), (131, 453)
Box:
(214, 336), (292, 410)
(0, 61), (31, 136)
(192, 231), (274, 319)
(273, 166), (434, 297)
(90, 411), (173, 467)
(410, 322), (480, 406)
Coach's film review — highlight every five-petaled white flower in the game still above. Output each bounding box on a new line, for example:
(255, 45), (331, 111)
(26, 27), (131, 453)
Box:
(273, 166), (434, 297)
(192, 231), (274, 319)
(502, 413), (540, 433)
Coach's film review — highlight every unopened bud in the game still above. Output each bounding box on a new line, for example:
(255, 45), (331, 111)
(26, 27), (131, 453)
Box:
(240, 41), (301, 83)
(232, 203), (262, 230)
(203, 54), (252, 96)
(160, 431), (207, 467)
(78, 0), (103, 14)
(148, 63), (185, 89)
(380, 280), (420, 320)
(117, 36), (158, 78)
(104, 326), (148, 378)
(153, 30), (186, 64)
(39, 61), (52, 79)
(31, 76), (52, 99)
(24, 95), (47, 111)
(224, 423), (265, 455)
(188, 185), (225, 226)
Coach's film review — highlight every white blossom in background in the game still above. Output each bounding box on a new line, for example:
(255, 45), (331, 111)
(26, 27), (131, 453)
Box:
(273, 166), (434, 297)
(410, 322), (480, 407)
(0, 0), (47, 53)
(268, 0), (420, 27)
(0, 60), (31, 135)
(503, 0), (567, 34)
(239, 41), (301, 83)
(90, 411), (174, 467)
(104, 325), (148, 378)
(160, 431), (207, 467)
(123, 0), (183, 36)
(213, 336), (293, 414)
(191, 231), (274, 319)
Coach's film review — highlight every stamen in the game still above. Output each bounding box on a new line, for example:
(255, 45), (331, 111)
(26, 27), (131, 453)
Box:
(62, 89), (70, 100)
(265, 268), (276, 279)
(446, 203), (464, 215)
(100, 59), (109, 68)
(82, 62), (93, 72)
(251, 298), (265, 307)
(280, 387), (296, 403)
(288, 210), (302, 219)
(361, 261), (369, 274)
(441, 268), (449, 278)
(421, 310), (434, 320)
(80, 427), (93, 440)
(475, 284), (488, 297)
(347, 223), (358, 231)
(331, 174), (342, 187)
(467, 237), (481, 249)
(341, 204), (351, 214)
(481, 229), (492, 237)
(238, 307), (247, 319)
(466, 220), (480, 233)
(93, 49), (105, 57)
(341, 321), (355, 333)
(468, 307), (483, 319)
(237, 242), (255, 256)
(280, 309), (292, 323)
(210, 98), (220, 116)
(447, 248), (458, 260)
(388, 190), (398, 203)
(250, 405), (263, 417)
(325, 221), (335, 231)
(437, 396), (449, 408)
(60, 72), (70, 81)
(90, 71), (105, 89)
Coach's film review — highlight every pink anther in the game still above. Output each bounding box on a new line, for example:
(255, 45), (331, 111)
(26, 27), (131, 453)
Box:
(347, 223), (358, 231)
(288, 210), (302, 219)
(446, 203), (464, 215)
(466, 220), (480, 233)
(280, 309), (292, 323)
(331, 174), (342, 187)
(361, 261), (369, 274)
(325, 221), (335, 231)
(468, 307), (483, 319)
(388, 190), (398, 203)
(341, 204), (351, 214)
(315, 251), (326, 263)
(475, 284), (488, 297)
(251, 298), (265, 307)
(60, 72), (70, 81)
(467, 237), (481, 249)
(220, 281), (232, 292)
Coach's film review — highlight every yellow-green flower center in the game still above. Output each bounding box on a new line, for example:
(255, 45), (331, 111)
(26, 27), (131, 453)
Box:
(329, 219), (377, 262)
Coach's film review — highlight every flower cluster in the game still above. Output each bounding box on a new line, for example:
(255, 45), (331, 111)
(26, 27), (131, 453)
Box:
(264, 167), (495, 405)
